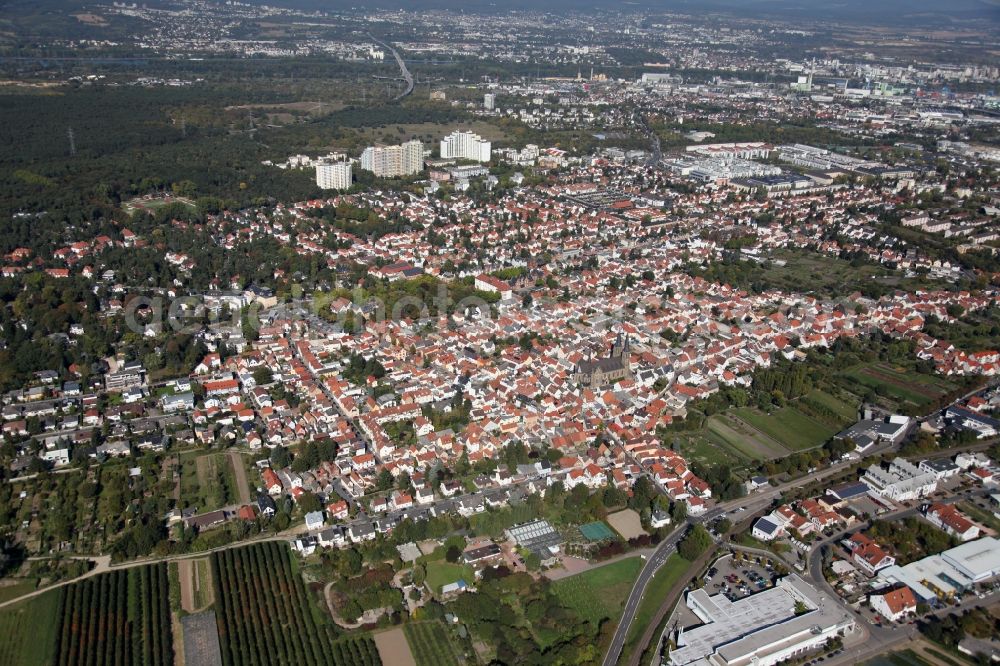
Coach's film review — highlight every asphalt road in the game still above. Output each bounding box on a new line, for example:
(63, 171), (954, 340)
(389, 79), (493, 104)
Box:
(369, 35), (413, 100)
(602, 436), (910, 666)
(602, 524), (687, 666)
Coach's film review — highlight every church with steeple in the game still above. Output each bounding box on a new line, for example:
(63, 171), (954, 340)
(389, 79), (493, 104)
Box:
(573, 332), (632, 387)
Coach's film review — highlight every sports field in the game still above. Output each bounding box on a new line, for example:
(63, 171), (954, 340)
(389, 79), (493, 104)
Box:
(579, 521), (616, 542)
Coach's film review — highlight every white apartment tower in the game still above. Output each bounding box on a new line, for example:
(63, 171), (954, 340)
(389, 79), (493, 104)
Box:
(440, 130), (491, 163)
(315, 161), (352, 190)
(359, 139), (424, 178)
(484, 93), (495, 110)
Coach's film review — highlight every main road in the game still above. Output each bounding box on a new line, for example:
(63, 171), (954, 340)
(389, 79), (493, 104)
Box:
(368, 35), (413, 100)
(602, 435), (907, 666)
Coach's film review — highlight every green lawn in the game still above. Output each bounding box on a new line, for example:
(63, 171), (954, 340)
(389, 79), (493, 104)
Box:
(621, 554), (693, 662)
(732, 406), (836, 451)
(552, 556), (644, 625)
(424, 561), (474, 594)
(804, 389), (859, 422)
(0, 588), (63, 666)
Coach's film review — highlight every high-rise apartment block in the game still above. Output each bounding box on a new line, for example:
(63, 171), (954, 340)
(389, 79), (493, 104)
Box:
(359, 140), (424, 177)
(440, 130), (491, 162)
(315, 161), (352, 190)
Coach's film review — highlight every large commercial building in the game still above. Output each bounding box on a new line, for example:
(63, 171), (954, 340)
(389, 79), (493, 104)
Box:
(440, 130), (491, 162)
(663, 155), (781, 185)
(669, 575), (855, 666)
(315, 161), (353, 190)
(878, 536), (1000, 601)
(359, 140), (424, 177)
(861, 457), (937, 502)
(777, 144), (882, 174)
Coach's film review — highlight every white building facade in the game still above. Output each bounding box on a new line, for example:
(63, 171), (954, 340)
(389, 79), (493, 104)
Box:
(441, 130), (491, 162)
(315, 161), (352, 190)
(360, 140), (424, 177)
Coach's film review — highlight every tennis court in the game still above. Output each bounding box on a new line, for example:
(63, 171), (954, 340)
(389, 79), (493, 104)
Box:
(579, 521), (616, 541)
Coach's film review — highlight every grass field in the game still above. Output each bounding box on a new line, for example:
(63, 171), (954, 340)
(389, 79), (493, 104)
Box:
(842, 363), (956, 408)
(552, 556), (644, 626)
(0, 578), (38, 604)
(123, 194), (196, 215)
(424, 561), (474, 594)
(621, 554), (693, 663)
(732, 406), (837, 451)
(708, 414), (788, 458)
(0, 588), (63, 666)
(804, 389), (859, 422)
(179, 452), (239, 512)
(403, 622), (459, 666)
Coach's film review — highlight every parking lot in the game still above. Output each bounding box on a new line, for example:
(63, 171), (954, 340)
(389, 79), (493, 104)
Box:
(705, 552), (778, 602)
(664, 551), (785, 633)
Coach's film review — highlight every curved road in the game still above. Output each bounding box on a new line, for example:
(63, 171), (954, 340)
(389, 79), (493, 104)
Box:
(369, 35), (413, 101)
(603, 442), (898, 666)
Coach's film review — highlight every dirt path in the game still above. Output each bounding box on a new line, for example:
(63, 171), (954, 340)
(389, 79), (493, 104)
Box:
(163, 455), (180, 504)
(228, 451), (251, 506)
(195, 455), (213, 489)
(179, 559), (195, 612)
(171, 612), (186, 666)
(373, 628), (416, 666)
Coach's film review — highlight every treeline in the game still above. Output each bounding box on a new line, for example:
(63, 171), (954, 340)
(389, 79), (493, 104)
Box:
(54, 564), (172, 666)
(752, 362), (813, 402)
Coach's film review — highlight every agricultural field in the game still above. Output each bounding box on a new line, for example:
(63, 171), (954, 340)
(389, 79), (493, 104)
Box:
(552, 556), (644, 626)
(179, 452), (240, 512)
(402, 622), (460, 666)
(731, 406), (839, 452)
(841, 363), (957, 409)
(179, 558), (214, 613)
(0, 577), (39, 604)
(55, 563), (173, 666)
(801, 388), (859, 422)
(0, 588), (63, 666)
(707, 414), (788, 459)
(211, 542), (381, 666)
(677, 386), (859, 466)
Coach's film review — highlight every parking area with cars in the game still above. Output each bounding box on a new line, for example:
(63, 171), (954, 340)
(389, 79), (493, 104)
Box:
(705, 552), (779, 602)
(662, 551), (786, 631)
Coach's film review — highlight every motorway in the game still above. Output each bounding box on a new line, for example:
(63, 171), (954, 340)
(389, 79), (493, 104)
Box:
(368, 35), (413, 100)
